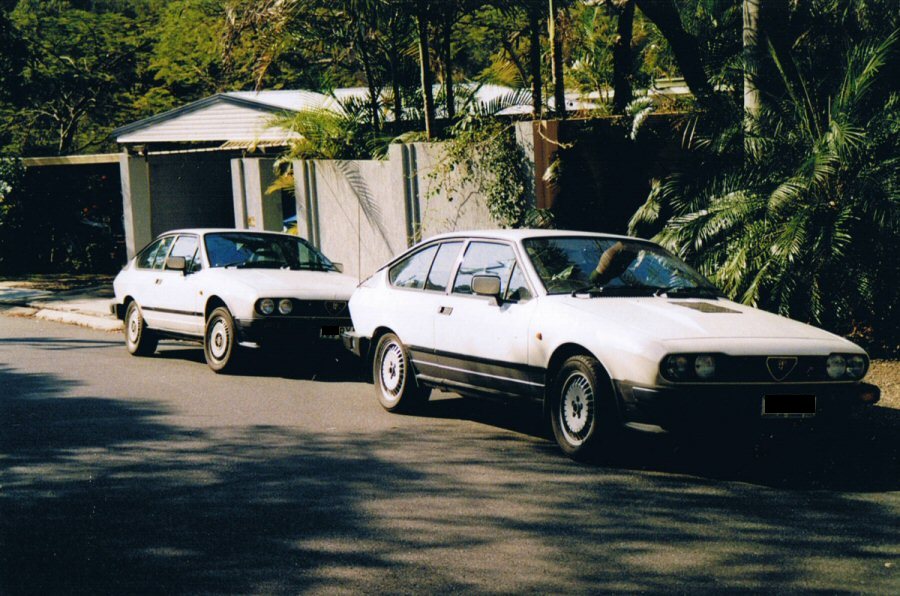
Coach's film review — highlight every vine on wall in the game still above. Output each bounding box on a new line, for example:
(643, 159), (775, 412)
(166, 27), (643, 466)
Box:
(426, 116), (533, 228)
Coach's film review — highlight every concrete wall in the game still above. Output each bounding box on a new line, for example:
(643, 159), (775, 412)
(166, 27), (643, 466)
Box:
(294, 143), (504, 279)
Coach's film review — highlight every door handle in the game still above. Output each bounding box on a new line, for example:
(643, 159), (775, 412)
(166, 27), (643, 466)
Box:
(438, 306), (453, 315)
(155, 278), (162, 285)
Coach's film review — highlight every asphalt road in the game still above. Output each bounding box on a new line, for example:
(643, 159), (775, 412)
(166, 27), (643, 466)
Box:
(1, 315), (898, 594)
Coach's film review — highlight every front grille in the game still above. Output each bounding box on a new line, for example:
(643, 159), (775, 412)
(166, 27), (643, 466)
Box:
(290, 299), (349, 317)
(717, 356), (831, 383)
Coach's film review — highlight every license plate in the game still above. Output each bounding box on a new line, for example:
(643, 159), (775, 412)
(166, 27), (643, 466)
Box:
(762, 394), (815, 417)
(320, 325), (353, 339)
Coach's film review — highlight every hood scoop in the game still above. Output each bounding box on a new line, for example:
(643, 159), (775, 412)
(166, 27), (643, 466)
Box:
(673, 301), (742, 314)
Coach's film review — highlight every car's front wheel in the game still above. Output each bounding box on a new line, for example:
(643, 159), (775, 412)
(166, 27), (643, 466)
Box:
(550, 355), (618, 460)
(373, 332), (430, 412)
(124, 301), (157, 356)
(204, 306), (242, 373)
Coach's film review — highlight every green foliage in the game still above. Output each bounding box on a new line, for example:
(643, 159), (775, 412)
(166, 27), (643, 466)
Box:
(428, 113), (531, 228)
(630, 30), (900, 347)
(0, 158), (26, 271)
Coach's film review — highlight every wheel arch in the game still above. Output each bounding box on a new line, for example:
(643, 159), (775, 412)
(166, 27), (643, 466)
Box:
(544, 343), (619, 417)
(204, 296), (229, 319)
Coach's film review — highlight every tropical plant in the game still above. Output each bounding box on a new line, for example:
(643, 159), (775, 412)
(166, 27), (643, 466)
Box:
(629, 31), (899, 345)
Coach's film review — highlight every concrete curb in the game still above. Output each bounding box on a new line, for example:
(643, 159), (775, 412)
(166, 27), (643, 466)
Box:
(32, 308), (123, 332)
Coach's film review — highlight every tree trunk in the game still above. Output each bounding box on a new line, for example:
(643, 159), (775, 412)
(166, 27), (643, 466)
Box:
(743, 0), (761, 125)
(528, 2), (543, 118)
(389, 16), (404, 126)
(441, 12), (455, 121)
(548, 0), (566, 118)
(356, 26), (381, 132)
(415, 4), (436, 139)
(612, 0), (635, 114)
(634, 0), (714, 105)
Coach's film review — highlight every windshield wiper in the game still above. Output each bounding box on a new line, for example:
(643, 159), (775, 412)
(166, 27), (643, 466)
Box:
(570, 285), (660, 297)
(653, 285), (722, 298)
(220, 260), (249, 269)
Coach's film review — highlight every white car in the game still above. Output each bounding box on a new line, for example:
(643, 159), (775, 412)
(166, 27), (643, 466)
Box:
(112, 229), (357, 372)
(344, 229), (880, 459)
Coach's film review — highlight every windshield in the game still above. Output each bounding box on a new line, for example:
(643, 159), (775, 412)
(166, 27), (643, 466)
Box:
(523, 236), (719, 296)
(205, 232), (337, 271)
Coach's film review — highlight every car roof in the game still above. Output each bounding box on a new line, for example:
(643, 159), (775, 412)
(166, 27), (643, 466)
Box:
(419, 228), (646, 243)
(156, 228), (296, 237)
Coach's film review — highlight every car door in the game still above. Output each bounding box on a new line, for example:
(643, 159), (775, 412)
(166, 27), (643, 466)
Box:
(381, 241), (463, 365)
(153, 234), (205, 335)
(432, 241), (542, 399)
(128, 235), (176, 329)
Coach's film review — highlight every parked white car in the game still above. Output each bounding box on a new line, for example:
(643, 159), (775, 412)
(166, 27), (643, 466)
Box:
(112, 229), (357, 372)
(344, 229), (880, 459)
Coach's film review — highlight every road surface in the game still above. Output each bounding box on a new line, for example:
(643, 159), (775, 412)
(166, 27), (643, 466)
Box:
(1, 315), (898, 593)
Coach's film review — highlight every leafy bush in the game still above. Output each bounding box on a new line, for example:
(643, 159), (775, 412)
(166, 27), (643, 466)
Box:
(630, 32), (899, 349)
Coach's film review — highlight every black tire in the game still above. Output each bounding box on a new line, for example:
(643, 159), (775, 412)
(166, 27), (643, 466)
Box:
(549, 355), (619, 460)
(204, 306), (242, 373)
(124, 301), (157, 356)
(372, 332), (430, 412)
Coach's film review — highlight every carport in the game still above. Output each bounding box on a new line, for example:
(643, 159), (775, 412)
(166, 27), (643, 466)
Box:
(113, 90), (348, 257)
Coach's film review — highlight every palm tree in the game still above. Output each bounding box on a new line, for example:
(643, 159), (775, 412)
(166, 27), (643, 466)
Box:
(629, 31), (899, 336)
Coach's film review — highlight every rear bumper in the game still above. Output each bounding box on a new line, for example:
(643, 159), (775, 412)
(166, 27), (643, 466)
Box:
(615, 380), (880, 434)
(235, 316), (352, 346)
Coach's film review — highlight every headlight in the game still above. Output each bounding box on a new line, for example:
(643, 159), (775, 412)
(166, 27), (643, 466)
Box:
(278, 298), (293, 315)
(826, 354), (846, 379)
(846, 355), (867, 379)
(259, 298), (275, 315)
(663, 355), (691, 380)
(694, 355), (716, 379)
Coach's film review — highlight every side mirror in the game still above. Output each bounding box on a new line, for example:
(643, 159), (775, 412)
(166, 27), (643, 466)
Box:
(332, 262), (344, 273)
(165, 256), (187, 272)
(472, 274), (502, 305)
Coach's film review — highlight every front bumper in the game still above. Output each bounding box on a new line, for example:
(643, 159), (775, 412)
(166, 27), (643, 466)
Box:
(235, 316), (352, 346)
(615, 380), (880, 434)
(111, 303), (126, 320)
(341, 331), (370, 360)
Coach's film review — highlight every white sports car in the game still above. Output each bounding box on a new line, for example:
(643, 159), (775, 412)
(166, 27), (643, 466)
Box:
(344, 229), (880, 459)
(112, 229), (358, 372)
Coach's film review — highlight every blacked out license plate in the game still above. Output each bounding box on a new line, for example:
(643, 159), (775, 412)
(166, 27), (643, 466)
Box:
(320, 325), (353, 339)
(762, 394), (816, 417)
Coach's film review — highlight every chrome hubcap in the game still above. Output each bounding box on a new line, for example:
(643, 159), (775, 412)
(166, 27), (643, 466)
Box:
(127, 310), (140, 343)
(209, 320), (229, 360)
(560, 372), (594, 445)
(380, 342), (405, 400)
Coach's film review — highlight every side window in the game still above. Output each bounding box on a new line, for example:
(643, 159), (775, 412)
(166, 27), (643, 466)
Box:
(136, 239), (164, 269)
(505, 264), (532, 302)
(425, 241), (463, 292)
(149, 236), (175, 270)
(136, 237), (174, 270)
(169, 235), (200, 273)
(389, 245), (439, 290)
(452, 242), (517, 296)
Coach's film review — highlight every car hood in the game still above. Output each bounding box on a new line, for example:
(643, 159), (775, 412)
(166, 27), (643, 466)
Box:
(207, 269), (358, 299)
(555, 296), (845, 343)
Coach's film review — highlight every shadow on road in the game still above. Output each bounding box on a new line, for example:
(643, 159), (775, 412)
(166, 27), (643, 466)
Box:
(1, 363), (897, 594)
(0, 336), (121, 351)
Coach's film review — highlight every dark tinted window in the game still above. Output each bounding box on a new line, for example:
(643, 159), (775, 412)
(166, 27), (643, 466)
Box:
(389, 245), (439, 290)
(204, 233), (335, 271)
(169, 235), (200, 272)
(452, 242), (517, 296)
(425, 242), (463, 292)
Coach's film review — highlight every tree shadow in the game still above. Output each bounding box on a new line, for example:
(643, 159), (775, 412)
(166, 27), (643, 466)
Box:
(1, 364), (897, 594)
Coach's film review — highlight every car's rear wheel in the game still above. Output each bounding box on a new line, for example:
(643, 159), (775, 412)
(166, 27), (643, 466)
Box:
(204, 306), (242, 373)
(373, 332), (430, 412)
(550, 355), (618, 460)
(124, 301), (157, 356)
